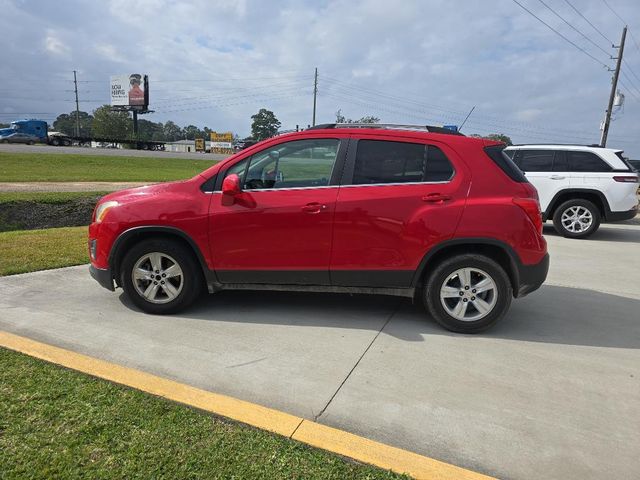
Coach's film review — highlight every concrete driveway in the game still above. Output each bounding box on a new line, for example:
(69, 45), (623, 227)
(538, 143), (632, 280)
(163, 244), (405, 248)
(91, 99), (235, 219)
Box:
(1, 223), (639, 479)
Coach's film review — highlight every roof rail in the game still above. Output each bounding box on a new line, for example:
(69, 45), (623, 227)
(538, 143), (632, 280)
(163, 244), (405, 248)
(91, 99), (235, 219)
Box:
(306, 123), (464, 136)
(509, 143), (610, 148)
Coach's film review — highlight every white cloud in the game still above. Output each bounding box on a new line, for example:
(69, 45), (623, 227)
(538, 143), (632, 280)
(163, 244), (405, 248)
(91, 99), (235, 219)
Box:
(43, 31), (69, 56)
(516, 108), (544, 122)
(95, 44), (124, 63)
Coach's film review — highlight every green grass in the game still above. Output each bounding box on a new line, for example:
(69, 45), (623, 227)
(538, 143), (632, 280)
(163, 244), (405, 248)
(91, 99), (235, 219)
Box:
(0, 226), (88, 275)
(0, 152), (215, 182)
(0, 348), (406, 479)
(0, 191), (109, 204)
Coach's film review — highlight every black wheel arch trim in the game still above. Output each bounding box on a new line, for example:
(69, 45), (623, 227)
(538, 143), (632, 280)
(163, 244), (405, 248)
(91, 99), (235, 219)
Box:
(543, 188), (611, 221)
(108, 225), (218, 287)
(411, 237), (547, 298)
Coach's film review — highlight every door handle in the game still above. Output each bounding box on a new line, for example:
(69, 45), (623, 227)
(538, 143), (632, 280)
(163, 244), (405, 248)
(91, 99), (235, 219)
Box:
(550, 175), (566, 180)
(301, 202), (327, 213)
(421, 193), (451, 203)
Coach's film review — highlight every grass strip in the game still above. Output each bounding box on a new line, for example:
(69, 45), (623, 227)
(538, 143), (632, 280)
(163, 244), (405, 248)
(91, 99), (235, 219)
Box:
(0, 348), (405, 479)
(0, 152), (216, 182)
(0, 226), (88, 275)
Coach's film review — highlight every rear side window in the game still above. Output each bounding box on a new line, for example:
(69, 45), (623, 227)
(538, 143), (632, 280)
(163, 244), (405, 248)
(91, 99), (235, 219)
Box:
(484, 146), (528, 183)
(519, 150), (554, 172)
(352, 140), (454, 185)
(567, 151), (612, 172)
(615, 152), (634, 171)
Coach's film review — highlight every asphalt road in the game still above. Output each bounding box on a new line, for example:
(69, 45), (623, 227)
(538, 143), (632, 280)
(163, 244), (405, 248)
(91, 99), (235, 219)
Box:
(0, 143), (229, 160)
(1, 223), (639, 479)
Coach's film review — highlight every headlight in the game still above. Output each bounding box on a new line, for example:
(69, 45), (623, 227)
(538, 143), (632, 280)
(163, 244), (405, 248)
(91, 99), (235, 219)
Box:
(94, 201), (119, 223)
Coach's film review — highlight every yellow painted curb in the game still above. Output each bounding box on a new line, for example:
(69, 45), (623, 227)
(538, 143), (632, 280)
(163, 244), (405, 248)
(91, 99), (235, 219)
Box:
(293, 421), (493, 480)
(0, 330), (494, 480)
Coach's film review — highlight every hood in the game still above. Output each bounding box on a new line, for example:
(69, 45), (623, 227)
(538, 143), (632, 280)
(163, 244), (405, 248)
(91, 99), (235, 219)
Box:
(99, 179), (191, 204)
(0, 128), (14, 137)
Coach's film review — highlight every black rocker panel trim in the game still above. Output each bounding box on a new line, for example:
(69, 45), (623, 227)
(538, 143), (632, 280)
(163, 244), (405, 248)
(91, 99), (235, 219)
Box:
(216, 270), (414, 288)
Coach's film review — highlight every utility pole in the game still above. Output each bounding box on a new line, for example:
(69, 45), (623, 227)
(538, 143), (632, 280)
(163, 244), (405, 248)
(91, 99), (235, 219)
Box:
(73, 70), (80, 136)
(312, 67), (318, 126)
(600, 26), (626, 147)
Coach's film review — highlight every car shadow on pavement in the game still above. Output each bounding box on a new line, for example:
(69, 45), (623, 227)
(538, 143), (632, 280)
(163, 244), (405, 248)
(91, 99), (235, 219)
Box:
(543, 224), (640, 244)
(119, 284), (640, 348)
(390, 284), (640, 348)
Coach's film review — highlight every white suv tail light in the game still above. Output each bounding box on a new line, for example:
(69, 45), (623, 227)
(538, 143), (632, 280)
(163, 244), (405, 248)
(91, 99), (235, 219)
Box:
(613, 175), (639, 183)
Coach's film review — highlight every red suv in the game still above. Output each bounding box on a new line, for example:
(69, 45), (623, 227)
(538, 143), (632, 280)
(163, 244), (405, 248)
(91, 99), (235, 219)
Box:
(89, 124), (548, 333)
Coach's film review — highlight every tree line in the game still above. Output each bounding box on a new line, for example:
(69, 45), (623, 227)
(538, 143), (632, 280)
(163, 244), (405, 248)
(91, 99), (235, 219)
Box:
(47, 105), (512, 145)
(51, 106), (225, 142)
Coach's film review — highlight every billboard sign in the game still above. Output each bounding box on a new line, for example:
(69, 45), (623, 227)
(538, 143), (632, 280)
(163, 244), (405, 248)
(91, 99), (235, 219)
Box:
(110, 74), (148, 108)
(210, 132), (234, 154)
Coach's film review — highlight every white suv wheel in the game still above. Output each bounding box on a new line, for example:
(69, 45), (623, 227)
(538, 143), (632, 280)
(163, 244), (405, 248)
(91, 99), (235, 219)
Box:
(560, 206), (593, 233)
(553, 199), (601, 239)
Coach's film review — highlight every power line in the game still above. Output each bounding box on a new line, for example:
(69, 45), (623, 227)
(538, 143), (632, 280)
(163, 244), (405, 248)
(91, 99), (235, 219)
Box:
(618, 78), (640, 101)
(510, 0), (611, 68)
(321, 76), (634, 143)
(563, 0), (614, 45)
(628, 30), (640, 56)
(320, 90), (629, 144)
(622, 59), (640, 84)
(322, 75), (614, 139)
(601, 0), (627, 24)
(153, 91), (309, 114)
(537, 0), (611, 57)
(620, 69), (640, 96)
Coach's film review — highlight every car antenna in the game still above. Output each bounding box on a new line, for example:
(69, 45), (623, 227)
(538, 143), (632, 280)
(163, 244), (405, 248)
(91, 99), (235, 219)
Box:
(458, 106), (476, 133)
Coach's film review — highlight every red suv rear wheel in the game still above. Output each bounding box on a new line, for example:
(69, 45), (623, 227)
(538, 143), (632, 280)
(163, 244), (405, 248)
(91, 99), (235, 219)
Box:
(424, 254), (512, 333)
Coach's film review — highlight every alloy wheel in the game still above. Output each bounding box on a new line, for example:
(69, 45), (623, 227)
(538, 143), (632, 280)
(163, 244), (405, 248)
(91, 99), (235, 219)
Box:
(439, 267), (498, 321)
(131, 252), (184, 304)
(561, 206), (593, 233)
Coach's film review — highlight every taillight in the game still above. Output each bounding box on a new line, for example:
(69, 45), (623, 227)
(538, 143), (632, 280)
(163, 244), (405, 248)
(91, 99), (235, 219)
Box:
(613, 175), (639, 183)
(513, 197), (543, 234)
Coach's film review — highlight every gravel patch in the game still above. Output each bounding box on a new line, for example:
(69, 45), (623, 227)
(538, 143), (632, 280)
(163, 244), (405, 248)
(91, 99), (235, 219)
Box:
(0, 196), (100, 231)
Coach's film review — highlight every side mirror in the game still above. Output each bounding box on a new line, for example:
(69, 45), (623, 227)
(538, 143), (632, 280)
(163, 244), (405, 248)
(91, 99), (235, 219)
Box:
(222, 173), (241, 200)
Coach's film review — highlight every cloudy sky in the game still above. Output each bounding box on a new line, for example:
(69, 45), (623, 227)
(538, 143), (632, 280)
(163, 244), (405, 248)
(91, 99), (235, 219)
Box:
(1, 0), (639, 156)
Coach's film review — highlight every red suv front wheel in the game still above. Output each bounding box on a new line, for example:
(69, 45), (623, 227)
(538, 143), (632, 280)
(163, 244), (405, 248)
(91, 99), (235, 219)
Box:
(120, 238), (203, 314)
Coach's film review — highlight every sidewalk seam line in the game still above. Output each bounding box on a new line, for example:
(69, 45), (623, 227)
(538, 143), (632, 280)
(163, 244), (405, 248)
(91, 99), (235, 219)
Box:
(289, 418), (305, 439)
(312, 300), (401, 422)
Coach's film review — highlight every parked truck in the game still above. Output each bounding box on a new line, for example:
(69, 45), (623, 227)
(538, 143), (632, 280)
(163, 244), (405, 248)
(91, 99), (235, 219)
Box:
(0, 119), (165, 150)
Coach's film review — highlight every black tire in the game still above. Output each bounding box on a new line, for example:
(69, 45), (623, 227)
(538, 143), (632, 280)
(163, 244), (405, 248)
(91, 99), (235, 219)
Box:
(51, 138), (60, 146)
(120, 238), (203, 314)
(552, 199), (601, 239)
(423, 254), (512, 333)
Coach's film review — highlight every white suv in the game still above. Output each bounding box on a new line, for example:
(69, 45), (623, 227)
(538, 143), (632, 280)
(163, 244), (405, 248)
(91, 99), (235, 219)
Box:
(504, 145), (639, 238)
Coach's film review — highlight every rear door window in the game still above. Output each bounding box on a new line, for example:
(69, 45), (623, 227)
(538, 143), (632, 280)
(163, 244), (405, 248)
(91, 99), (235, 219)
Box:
(552, 151), (569, 171)
(519, 150), (554, 172)
(567, 151), (612, 172)
(351, 139), (454, 184)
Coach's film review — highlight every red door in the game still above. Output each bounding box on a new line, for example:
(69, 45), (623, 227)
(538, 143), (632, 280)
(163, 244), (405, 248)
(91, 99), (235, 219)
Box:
(209, 137), (346, 285)
(330, 136), (469, 287)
